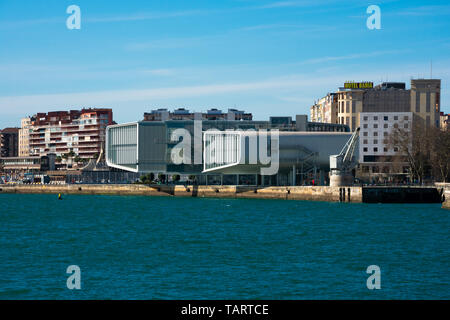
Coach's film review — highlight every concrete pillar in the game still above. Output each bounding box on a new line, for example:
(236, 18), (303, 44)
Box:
(292, 165), (296, 186)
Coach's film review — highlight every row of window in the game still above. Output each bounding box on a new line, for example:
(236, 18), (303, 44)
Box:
(362, 147), (399, 153)
(362, 139), (388, 144)
(362, 123), (408, 129)
(362, 115), (409, 121)
(363, 131), (389, 137)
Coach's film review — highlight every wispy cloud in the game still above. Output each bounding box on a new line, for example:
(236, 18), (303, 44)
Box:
(140, 69), (176, 76)
(299, 50), (410, 65)
(0, 75), (328, 113)
(397, 5), (450, 16)
(86, 9), (215, 23)
(125, 34), (225, 50)
(257, 1), (319, 9)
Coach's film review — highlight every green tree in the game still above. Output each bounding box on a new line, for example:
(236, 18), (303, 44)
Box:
(172, 174), (180, 184)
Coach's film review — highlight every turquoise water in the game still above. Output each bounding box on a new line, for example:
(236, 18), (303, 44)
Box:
(0, 193), (448, 300)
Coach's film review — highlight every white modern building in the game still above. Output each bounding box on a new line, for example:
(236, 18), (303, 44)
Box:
(359, 112), (412, 177)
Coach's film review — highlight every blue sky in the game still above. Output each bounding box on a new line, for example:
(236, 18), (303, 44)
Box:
(0, 0), (449, 128)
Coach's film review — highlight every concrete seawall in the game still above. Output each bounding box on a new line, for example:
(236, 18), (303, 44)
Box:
(0, 184), (363, 202)
(0, 184), (445, 205)
(436, 183), (450, 210)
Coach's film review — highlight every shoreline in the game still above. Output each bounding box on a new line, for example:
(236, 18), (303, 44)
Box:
(0, 184), (447, 206)
(0, 184), (361, 202)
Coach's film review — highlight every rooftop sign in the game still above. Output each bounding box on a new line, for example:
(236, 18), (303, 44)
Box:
(344, 82), (373, 89)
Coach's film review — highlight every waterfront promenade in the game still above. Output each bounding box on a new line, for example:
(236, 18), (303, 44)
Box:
(0, 184), (362, 202)
(0, 184), (446, 205)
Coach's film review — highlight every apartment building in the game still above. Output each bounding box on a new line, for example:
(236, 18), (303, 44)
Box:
(19, 117), (33, 157)
(28, 108), (113, 159)
(310, 93), (338, 124)
(0, 128), (19, 157)
(143, 108), (253, 121)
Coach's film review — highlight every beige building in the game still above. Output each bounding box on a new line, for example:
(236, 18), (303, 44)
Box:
(310, 93), (338, 124)
(411, 79), (441, 128)
(310, 80), (441, 132)
(440, 112), (449, 131)
(335, 89), (364, 131)
(19, 117), (32, 157)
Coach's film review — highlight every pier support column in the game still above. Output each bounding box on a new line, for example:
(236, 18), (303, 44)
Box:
(292, 165), (296, 186)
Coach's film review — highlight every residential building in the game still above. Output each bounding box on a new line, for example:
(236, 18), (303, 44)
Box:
(144, 108), (253, 122)
(440, 112), (449, 131)
(310, 93), (338, 124)
(0, 128), (19, 157)
(19, 117), (33, 157)
(29, 108), (113, 159)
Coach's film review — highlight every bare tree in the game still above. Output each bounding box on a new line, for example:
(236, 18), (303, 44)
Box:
(429, 127), (450, 182)
(388, 120), (432, 183)
(388, 120), (450, 183)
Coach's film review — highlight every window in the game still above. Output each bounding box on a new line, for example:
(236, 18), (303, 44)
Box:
(404, 123), (409, 129)
(374, 139), (378, 144)
(363, 116), (368, 121)
(394, 116), (398, 120)
(374, 124), (378, 128)
(394, 123), (399, 129)
(404, 116), (409, 120)
(363, 124), (368, 129)
(394, 147), (399, 152)
(384, 148), (388, 152)
(374, 132), (378, 136)
(346, 101), (350, 113)
(373, 147), (378, 152)
(384, 132), (388, 137)
(384, 116), (388, 121)
(374, 116), (378, 120)
(384, 124), (388, 128)
(363, 147), (368, 152)
(363, 132), (368, 137)
(363, 139), (368, 144)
